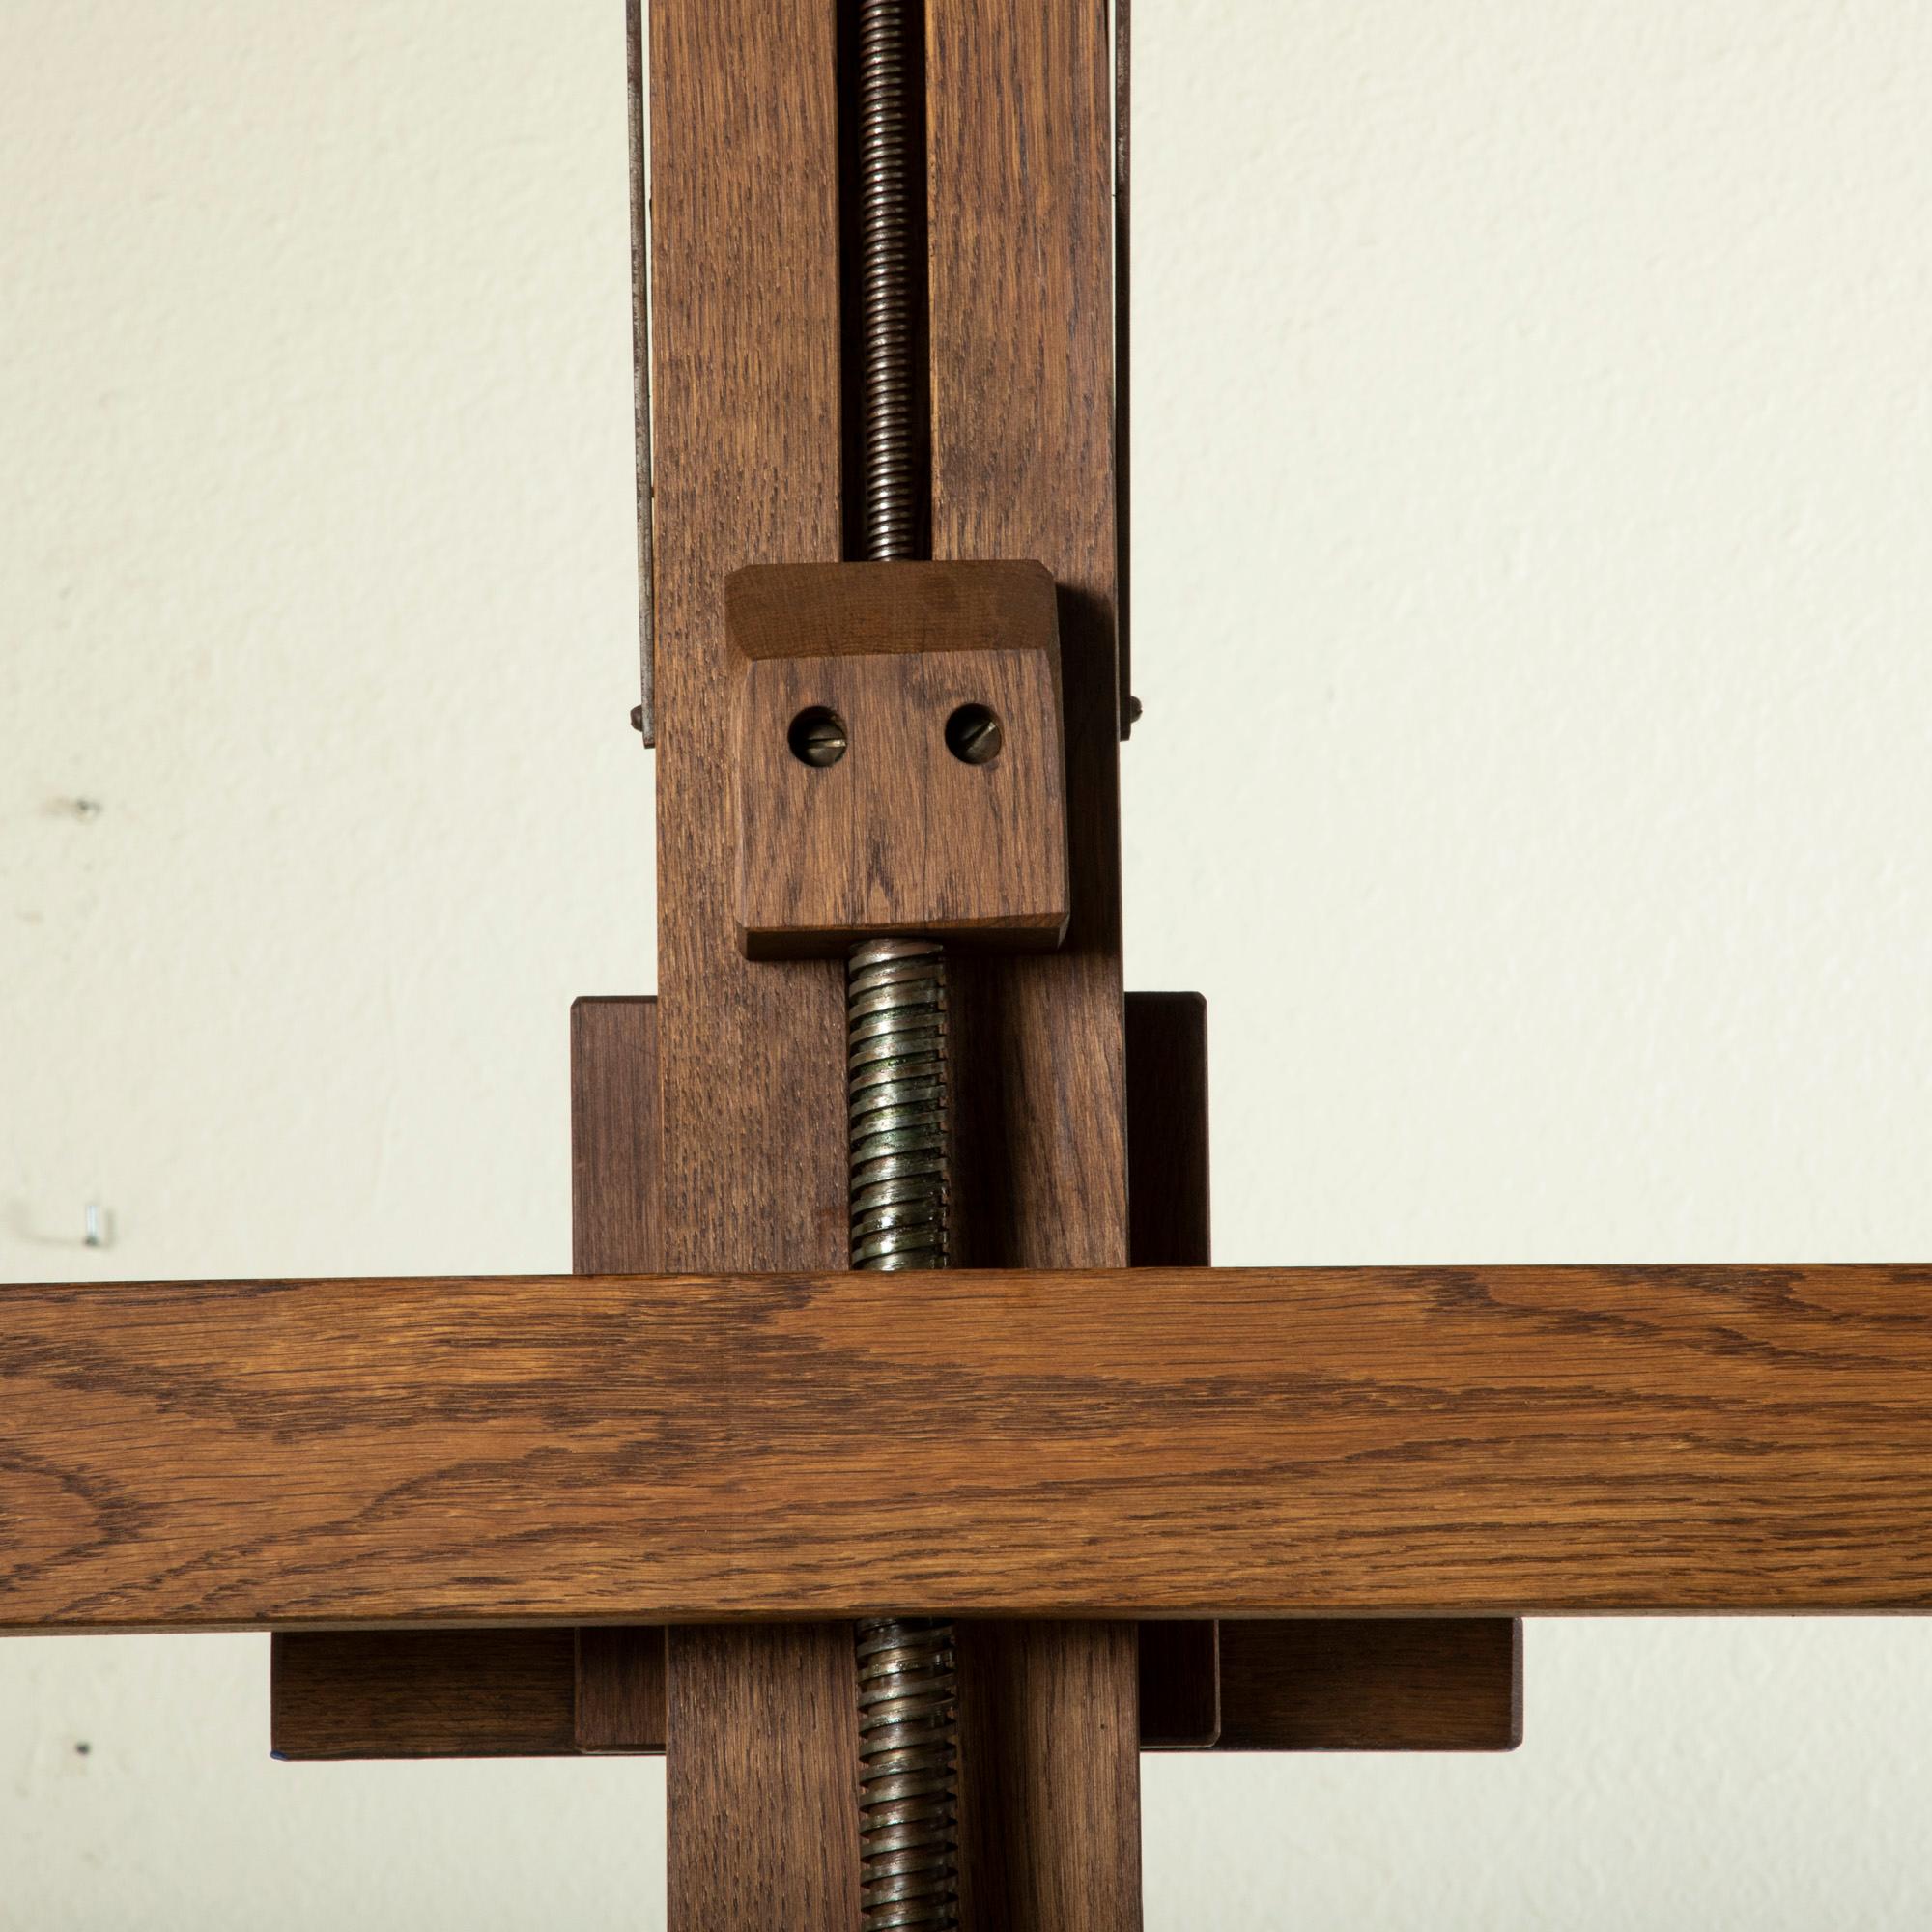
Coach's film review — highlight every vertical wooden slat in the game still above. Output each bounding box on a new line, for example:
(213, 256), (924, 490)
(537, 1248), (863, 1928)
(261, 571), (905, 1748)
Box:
(928, 2), (1141, 1922)
(570, 996), (663, 1277)
(1124, 991), (1219, 1749)
(667, 1624), (863, 1929)
(648, 0), (855, 1922)
(956, 1623), (1142, 1931)
(1124, 992), (1210, 1273)
(577, 1626), (669, 1756)
(650, 0), (847, 1283)
(1134, 1621), (1219, 1754)
(570, 994), (669, 1753)
(933, 2), (1129, 1275)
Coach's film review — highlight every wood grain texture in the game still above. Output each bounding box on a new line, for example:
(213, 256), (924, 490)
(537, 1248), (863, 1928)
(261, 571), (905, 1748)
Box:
(1216, 1619), (1521, 1752)
(577, 1625), (669, 1753)
(269, 1630), (578, 1760)
(927, 5), (1140, 1919)
(647, 2), (856, 1919)
(928, 4), (1125, 1277)
(649, 0), (846, 1279)
(727, 558), (1058, 659)
(266, 1619), (1520, 1762)
(667, 1623), (861, 1929)
(10, 1266), (1932, 1626)
(266, 1000), (1503, 1761)
(737, 644), (1067, 955)
(957, 1621), (1141, 1929)
(571, 997), (662, 1277)
(569, 995), (671, 1753)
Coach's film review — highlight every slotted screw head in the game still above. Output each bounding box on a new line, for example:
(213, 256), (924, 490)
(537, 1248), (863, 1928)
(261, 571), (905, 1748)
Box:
(944, 703), (1002, 765)
(789, 705), (849, 767)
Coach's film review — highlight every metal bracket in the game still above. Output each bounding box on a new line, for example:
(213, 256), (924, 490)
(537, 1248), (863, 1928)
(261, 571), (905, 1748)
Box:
(628, 0), (656, 747)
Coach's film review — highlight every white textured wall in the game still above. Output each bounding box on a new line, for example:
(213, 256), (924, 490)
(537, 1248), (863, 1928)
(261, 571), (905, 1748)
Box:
(5, 1), (1932, 1923)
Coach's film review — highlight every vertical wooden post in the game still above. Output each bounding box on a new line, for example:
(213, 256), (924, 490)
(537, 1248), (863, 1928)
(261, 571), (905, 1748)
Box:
(668, 1625), (863, 1930)
(927, 4), (1142, 1923)
(570, 996), (669, 1756)
(648, 3), (857, 1926)
(650, 0), (1140, 1919)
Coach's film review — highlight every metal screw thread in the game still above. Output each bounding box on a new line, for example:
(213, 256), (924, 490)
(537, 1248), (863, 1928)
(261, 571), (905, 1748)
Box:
(848, 936), (950, 1269)
(856, 1616), (958, 1930)
(857, 0), (916, 561)
(849, 938), (957, 1929)
(851, 10), (951, 1919)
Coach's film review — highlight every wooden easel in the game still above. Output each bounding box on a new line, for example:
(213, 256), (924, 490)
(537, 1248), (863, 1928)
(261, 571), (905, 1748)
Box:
(8, 3), (1930, 1925)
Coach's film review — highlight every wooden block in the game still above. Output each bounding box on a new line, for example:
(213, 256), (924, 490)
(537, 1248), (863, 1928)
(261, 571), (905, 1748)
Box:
(730, 561), (1068, 956)
(269, 1630), (577, 1760)
(957, 1621), (1142, 1932)
(1215, 1618), (1522, 1752)
(726, 557), (1058, 662)
(570, 996), (662, 1277)
(576, 1626), (668, 1753)
(1124, 990), (1218, 1747)
(1136, 1620), (1220, 1751)
(667, 1624), (861, 1931)
(1125, 992), (1210, 1272)
(14, 1265), (1932, 1625)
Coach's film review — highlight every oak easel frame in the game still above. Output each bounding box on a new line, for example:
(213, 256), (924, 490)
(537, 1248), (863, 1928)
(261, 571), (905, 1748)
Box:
(8, 4), (1931, 1926)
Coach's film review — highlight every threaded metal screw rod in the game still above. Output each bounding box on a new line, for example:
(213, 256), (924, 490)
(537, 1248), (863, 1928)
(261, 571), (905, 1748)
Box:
(851, 7), (954, 1920)
(855, 1617), (958, 1930)
(848, 938), (957, 1928)
(849, 937), (950, 1268)
(857, 0), (916, 562)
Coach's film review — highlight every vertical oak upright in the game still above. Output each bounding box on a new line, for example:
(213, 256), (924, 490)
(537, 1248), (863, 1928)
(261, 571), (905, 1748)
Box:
(929, 3), (1142, 1926)
(650, 3), (855, 1927)
(650, 0), (1139, 1922)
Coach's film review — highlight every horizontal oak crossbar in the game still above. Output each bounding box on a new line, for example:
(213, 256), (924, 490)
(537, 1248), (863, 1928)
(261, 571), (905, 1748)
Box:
(6, 1264), (1931, 1629)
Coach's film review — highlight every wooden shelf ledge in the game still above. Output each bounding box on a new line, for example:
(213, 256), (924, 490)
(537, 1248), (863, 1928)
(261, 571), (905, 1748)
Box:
(5, 1264), (1931, 1629)
(269, 1618), (1521, 1759)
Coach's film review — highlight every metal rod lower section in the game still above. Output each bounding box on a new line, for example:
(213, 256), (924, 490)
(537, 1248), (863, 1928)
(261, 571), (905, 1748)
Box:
(848, 937), (950, 1268)
(848, 936), (958, 1929)
(850, 3), (954, 1914)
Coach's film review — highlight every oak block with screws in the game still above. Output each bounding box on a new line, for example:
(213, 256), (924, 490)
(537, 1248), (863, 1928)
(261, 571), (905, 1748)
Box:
(728, 560), (1069, 957)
